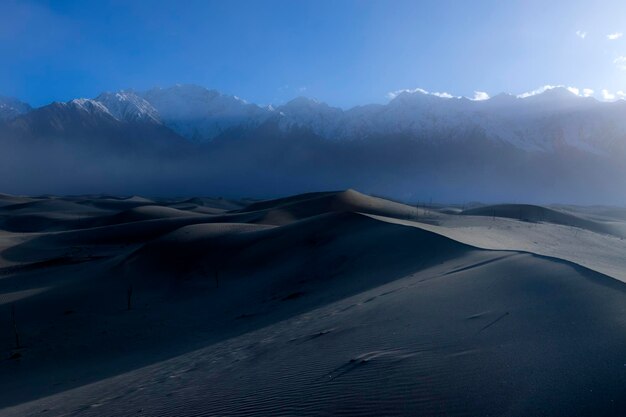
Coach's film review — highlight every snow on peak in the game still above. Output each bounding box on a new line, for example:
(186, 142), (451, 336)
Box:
(517, 85), (581, 99)
(95, 91), (160, 123)
(387, 88), (458, 101)
(283, 96), (323, 107)
(386, 85), (599, 103)
(140, 84), (270, 141)
(0, 96), (31, 121)
(278, 97), (338, 115)
(68, 98), (113, 115)
(386, 88), (429, 99)
(276, 97), (344, 138)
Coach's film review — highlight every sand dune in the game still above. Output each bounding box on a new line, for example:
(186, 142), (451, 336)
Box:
(236, 189), (421, 225)
(100, 205), (202, 224)
(0, 194), (38, 208)
(122, 212), (471, 290)
(166, 196), (247, 212)
(1, 198), (110, 214)
(374, 207), (626, 283)
(1, 190), (626, 416)
(462, 203), (616, 235)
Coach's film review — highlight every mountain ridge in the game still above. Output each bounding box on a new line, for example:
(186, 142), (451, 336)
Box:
(2, 84), (625, 154)
(1, 84), (626, 203)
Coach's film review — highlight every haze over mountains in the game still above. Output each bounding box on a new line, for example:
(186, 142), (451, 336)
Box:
(1, 84), (626, 203)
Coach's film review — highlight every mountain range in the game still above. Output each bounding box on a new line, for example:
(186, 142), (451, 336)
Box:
(1, 84), (625, 203)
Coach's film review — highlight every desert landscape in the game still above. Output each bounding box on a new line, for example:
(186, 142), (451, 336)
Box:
(4, 1), (626, 415)
(2, 189), (626, 416)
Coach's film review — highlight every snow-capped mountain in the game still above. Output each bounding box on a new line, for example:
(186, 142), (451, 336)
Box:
(10, 99), (119, 135)
(95, 91), (160, 123)
(140, 84), (271, 141)
(3, 84), (626, 156)
(6, 84), (625, 155)
(66, 98), (114, 116)
(277, 86), (626, 154)
(0, 96), (187, 153)
(0, 96), (32, 121)
(275, 97), (345, 138)
(2, 84), (626, 203)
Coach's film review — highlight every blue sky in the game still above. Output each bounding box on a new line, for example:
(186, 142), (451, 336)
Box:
(2, 0), (626, 107)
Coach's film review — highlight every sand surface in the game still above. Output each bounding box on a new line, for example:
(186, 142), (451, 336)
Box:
(1, 190), (626, 416)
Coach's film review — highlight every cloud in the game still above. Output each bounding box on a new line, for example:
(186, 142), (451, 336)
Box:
(386, 88), (427, 99)
(472, 91), (490, 101)
(602, 89), (616, 100)
(431, 91), (454, 98)
(518, 85), (594, 99)
(388, 86), (596, 102)
(614, 56), (626, 70)
(601, 89), (623, 101)
(575, 30), (587, 39)
(386, 88), (457, 100)
(607, 32), (623, 40)
(517, 85), (559, 98)
(582, 88), (594, 97)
